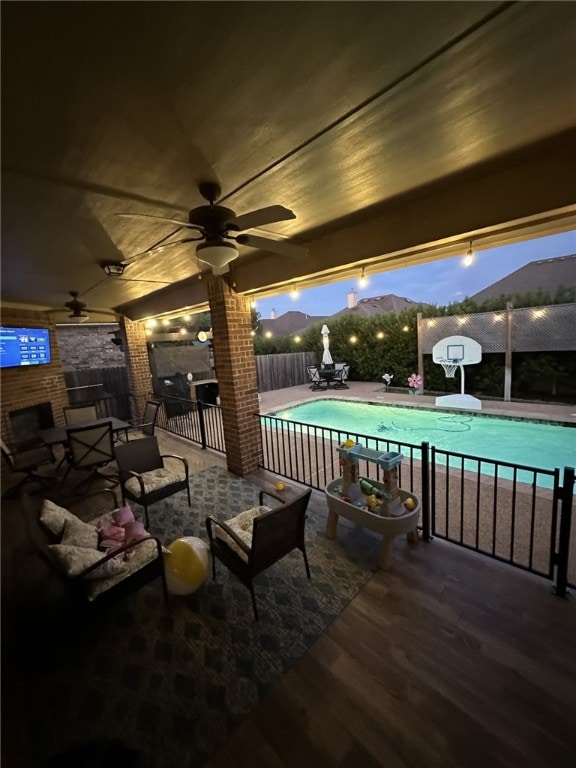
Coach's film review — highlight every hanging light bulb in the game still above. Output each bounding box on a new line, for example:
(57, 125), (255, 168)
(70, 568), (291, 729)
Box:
(462, 241), (474, 267)
(358, 267), (369, 288)
(290, 284), (300, 300)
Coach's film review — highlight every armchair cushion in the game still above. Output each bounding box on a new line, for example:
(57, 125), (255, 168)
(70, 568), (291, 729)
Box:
(40, 499), (79, 536)
(48, 544), (126, 580)
(214, 505), (272, 562)
(61, 517), (99, 549)
(125, 467), (185, 498)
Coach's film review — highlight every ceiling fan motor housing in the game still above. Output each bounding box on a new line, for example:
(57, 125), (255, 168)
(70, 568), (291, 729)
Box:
(188, 205), (237, 237)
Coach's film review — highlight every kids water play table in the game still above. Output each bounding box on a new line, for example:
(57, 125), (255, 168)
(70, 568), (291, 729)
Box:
(324, 478), (420, 569)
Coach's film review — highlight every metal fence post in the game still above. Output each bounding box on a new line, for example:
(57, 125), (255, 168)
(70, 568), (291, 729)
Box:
(420, 441), (432, 541)
(197, 401), (207, 449)
(554, 466), (574, 597)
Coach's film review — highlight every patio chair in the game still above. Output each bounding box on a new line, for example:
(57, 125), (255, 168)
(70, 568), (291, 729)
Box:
(61, 421), (117, 495)
(114, 436), (190, 528)
(23, 488), (167, 606)
(63, 403), (98, 425)
(116, 400), (160, 442)
(306, 365), (326, 391)
(206, 488), (312, 620)
(1, 437), (56, 497)
(334, 363), (350, 389)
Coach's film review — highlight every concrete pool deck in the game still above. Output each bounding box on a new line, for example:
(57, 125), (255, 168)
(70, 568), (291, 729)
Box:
(259, 382), (576, 424)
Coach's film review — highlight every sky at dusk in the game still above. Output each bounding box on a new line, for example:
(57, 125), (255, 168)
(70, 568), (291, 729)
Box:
(254, 230), (576, 320)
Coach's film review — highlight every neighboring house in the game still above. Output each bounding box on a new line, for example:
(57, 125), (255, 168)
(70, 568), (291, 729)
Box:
(468, 254), (576, 303)
(330, 290), (425, 319)
(259, 310), (327, 337)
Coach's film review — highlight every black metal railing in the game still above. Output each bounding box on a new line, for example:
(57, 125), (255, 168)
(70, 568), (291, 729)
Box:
(152, 392), (226, 453)
(129, 396), (574, 595)
(258, 414), (575, 594)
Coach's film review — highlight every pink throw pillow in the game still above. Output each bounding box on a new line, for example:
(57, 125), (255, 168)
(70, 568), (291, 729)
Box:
(124, 520), (148, 545)
(98, 522), (125, 542)
(112, 504), (135, 527)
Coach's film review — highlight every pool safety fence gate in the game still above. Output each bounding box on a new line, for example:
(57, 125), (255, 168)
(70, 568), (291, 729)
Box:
(258, 413), (575, 595)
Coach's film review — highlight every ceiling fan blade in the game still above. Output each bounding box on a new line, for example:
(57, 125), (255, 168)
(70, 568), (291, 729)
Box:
(230, 206), (296, 231)
(235, 233), (307, 258)
(116, 213), (202, 230)
(122, 237), (201, 264)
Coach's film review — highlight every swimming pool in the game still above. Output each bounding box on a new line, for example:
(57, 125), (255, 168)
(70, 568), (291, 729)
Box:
(271, 399), (576, 479)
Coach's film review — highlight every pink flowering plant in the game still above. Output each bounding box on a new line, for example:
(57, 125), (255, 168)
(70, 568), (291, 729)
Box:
(407, 373), (423, 394)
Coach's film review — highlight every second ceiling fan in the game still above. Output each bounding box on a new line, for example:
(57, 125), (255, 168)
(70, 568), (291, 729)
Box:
(114, 181), (307, 275)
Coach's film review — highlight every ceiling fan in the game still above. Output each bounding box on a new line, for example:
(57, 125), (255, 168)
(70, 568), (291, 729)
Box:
(110, 181), (307, 276)
(49, 292), (117, 323)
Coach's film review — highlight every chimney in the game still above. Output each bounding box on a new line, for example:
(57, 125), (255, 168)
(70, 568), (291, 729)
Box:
(347, 290), (358, 309)
(270, 308), (277, 319)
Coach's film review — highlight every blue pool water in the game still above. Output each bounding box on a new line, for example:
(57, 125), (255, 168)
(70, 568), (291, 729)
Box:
(272, 400), (576, 478)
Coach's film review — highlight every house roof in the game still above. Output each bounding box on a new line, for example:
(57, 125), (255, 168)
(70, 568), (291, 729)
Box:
(330, 294), (425, 319)
(259, 311), (327, 337)
(469, 254), (576, 303)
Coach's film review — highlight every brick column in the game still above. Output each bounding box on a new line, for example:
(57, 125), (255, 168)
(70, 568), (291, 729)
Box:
(207, 275), (261, 476)
(120, 317), (153, 419)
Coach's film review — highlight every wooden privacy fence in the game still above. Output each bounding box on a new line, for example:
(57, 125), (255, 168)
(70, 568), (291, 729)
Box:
(255, 351), (316, 392)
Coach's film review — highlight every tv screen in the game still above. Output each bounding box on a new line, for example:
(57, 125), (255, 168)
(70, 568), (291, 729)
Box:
(0, 326), (52, 369)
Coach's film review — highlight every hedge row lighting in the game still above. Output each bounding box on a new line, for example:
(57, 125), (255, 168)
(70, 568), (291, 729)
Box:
(358, 267), (369, 289)
(376, 331), (385, 339)
(294, 335), (301, 343)
(265, 331), (273, 338)
(349, 335), (358, 344)
(402, 325), (410, 332)
(462, 241), (474, 267)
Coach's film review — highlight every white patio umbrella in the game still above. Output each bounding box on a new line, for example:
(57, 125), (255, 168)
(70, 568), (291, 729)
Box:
(321, 324), (333, 366)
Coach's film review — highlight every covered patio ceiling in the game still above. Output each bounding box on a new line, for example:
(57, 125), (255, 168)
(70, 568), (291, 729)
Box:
(2, 2), (575, 322)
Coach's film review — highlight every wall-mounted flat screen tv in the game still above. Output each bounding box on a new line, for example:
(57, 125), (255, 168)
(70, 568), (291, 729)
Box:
(0, 327), (52, 369)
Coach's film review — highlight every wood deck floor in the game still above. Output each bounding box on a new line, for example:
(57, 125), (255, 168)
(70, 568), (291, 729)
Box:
(3, 429), (575, 768)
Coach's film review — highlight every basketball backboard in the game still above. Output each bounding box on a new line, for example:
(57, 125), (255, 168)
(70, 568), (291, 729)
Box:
(432, 335), (482, 366)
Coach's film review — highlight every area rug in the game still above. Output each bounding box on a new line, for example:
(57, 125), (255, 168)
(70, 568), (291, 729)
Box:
(13, 466), (379, 767)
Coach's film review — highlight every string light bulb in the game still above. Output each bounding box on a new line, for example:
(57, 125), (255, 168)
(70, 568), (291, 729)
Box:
(290, 284), (300, 300)
(358, 267), (369, 289)
(462, 241), (474, 267)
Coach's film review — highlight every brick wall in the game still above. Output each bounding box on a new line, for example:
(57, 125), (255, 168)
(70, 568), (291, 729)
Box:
(1, 309), (69, 486)
(207, 275), (262, 476)
(56, 323), (125, 370)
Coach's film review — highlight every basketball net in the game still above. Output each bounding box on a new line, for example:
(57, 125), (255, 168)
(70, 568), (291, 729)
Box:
(440, 362), (458, 378)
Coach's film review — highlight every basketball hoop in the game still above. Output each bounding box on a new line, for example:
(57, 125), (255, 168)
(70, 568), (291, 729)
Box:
(440, 361), (458, 378)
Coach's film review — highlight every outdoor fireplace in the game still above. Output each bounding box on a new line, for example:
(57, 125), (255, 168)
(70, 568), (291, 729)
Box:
(8, 402), (54, 449)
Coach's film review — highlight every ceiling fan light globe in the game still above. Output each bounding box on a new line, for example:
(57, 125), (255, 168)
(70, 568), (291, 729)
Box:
(196, 242), (238, 274)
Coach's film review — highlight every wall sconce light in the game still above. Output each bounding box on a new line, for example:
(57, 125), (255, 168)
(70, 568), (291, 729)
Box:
(462, 241), (474, 267)
(358, 267), (369, 289)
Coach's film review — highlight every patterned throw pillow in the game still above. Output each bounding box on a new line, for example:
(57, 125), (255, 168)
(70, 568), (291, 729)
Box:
(214, 505), (272, 562)
(61, 517), (99, 549)
(40, 499), (79, 536)
(49, 544), (126, 579)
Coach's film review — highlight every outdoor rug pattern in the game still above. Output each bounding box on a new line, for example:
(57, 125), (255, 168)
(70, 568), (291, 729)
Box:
(14, 466), (379, 767)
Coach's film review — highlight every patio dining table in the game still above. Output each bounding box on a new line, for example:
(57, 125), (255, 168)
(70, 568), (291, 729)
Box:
(318, 366), (347, 389)
(39, 416), (130, 447)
